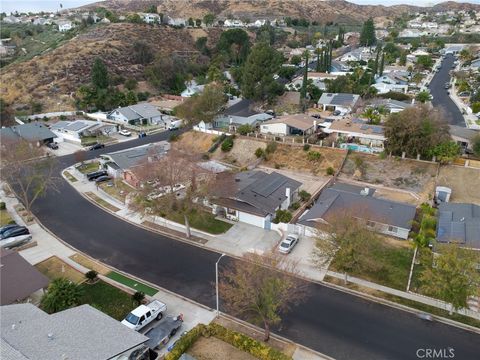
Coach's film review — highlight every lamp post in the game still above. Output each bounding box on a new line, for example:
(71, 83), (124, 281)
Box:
(215, 253), (226, 317)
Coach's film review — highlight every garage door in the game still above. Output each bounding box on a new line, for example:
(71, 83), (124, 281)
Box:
(238, 211), (265, 228)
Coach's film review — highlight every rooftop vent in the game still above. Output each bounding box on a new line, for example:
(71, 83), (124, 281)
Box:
(47, 333), (54, 340)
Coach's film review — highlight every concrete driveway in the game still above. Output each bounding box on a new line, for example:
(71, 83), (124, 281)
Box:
(47, 141), (84, 156)
(208, 222), (281, 257)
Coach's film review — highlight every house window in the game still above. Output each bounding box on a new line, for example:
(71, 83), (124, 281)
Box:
(227, 208), (236, 216)
(388, 226), (398, 233)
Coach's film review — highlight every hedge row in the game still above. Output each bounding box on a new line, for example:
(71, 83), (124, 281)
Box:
(165, 323), (292, 360)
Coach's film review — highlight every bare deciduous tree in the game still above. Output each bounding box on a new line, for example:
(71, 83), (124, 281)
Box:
(0, 139), (59, 214)
(219, 251), (309, 341)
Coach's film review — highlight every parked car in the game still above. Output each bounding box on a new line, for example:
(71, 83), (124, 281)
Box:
(0, 226), (32, 249)
(47, 142), (58, 150)
(168, 120), (183, 131)
(89, 143), (105, 151)
(94, 175), (112, 183)
(278, 234), (299, 254)
(0, 224), (19, 237)
(444, 83), (451, 89)
(121, 300), (167, 331)
(86, 170), (107, 181)
(145, 314), (183, 350)
(332, 110), (342, 116)
(458, 92), (470, 97)
(138, 131), (147, 138)
(119, 129), (132, 137)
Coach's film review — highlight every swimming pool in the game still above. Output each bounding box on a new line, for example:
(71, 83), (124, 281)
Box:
(340, 143), (380, 153)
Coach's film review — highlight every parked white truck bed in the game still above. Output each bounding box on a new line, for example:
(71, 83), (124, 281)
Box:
(121, 300), (167, 331)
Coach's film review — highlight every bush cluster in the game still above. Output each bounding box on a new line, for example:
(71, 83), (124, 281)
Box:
(221, 136), (234, 152)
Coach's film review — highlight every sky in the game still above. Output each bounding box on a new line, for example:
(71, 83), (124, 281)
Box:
(1, 0), (479, 14)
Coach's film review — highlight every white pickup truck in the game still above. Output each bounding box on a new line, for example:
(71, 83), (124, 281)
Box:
(121, 300), (167, 331)
(168, 119), (183, 130)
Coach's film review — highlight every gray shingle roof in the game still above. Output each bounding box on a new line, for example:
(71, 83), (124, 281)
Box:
(102, 141), (170, 170)
(0, 249), (49, 305)
(0, 123), (56, 142)
(318, 93), (360, 108)
(1, 304), (148, 360)
(449, 126), (479, 141)
(436, 203), (480, 249)
(298, 182), (416, 230)
(50, 120), (97, 132)
(109, 103), (162, 121)
(222, 171), (301, 216)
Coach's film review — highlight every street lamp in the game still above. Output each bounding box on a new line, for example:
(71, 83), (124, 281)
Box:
(215, 253), (226, 317)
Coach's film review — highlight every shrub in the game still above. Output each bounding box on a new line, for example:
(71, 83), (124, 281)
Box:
(85, 270), (98, 283)
(378, 151), (387, 159)
(307, 151), (322, 162)
(255, 147), (265, 158)
(165, 324), (206, 360)
(299, 190), (311, 202)
(0, 202), (5, 210)
(59, 115), (67, 120)
(124, 78), (138, 90)
(273, 209), (292, 224)
(472, 102), (480, 114)
(326, 166), (335, 175)
(169, 134), (180, 142)
(41, 278), (82, 314)
(265, 141), (277, 154)
(201, 153), (210, 160)
(132, 291), (145, 305)
(209, 134), (226, 153)
(237, 124), (253, 135)
(289, 202), (300, 210)
(221, 136), (234, 152)
(303, 144), (310, 151)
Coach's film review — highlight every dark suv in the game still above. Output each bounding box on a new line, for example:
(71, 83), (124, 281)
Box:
(89, 143), (105, 151)
(1, 226), (30, 239)
(86, 170), (108, 181)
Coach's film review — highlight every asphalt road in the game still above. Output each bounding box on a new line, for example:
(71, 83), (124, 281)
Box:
(428, 54), (466, 127)
(30, 132), (479, 359)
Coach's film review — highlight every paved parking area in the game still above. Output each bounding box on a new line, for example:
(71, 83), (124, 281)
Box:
(47, 141), (84, 156)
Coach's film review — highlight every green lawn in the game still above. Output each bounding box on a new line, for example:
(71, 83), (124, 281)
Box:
(80, 280), (136, 320)
(0, 209), (14, 226)
(76, 161), (100, 174)
(106, 271), (158, 296)
(81, 135), (114, 146)
(63, 171), (78, 183)
(166, 209), (233, 235)
(330, 240), (414, 290)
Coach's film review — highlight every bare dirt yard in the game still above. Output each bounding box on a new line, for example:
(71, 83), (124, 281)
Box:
(212, 137), (266, 168)
(174, 131), (216, 154)
(188, 336), (256, 360)
(263, 144), (346, 175)
(437, 165), (480, 205)
(339, 153), (438, 201)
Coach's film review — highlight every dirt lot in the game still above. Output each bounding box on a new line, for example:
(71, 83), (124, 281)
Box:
(212, 137), (266, 168)
(263, 144), (346, 175)
(437, 165), (480, 205)
(175, 131), (217, 154)
(339, 153), (438, 198)
(188, 336), (256, 360)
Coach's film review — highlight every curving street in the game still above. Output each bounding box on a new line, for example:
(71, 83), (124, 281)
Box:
(29, 131), (479, 360)
(428, 53), (466, 127)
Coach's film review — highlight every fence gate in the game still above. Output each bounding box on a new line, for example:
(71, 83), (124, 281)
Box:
(287, 223), (305, 236)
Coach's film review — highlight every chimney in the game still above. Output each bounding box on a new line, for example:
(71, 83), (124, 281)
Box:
(285, 187), (291, 205)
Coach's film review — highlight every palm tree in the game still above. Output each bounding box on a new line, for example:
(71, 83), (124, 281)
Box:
(41, 278), (82, 314)
(362, 107), (381, 124)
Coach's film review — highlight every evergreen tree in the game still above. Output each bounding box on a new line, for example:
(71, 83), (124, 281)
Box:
(373, 48), (380, 76)
(91, 58), (109, 89)
(300, 50), (309, 100)
(359, 18), (376, 46)
(315, 48), (321, 72)
(379, 52), (385, 76)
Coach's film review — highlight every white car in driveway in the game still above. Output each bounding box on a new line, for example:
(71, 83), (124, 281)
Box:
(278, 234), (299, 254)
(119, 129), (132, 136)
(121, 300), (167, 331)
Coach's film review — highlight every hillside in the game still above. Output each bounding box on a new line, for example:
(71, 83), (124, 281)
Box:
(0, 23), (212, 111)
(83, 0), (480, 23)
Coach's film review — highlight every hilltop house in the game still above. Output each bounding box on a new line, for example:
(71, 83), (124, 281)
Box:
(1, 304), (149, 360)
(107, 103), (164, 126)
(213, 99), (272, 131)
(57, 20), (73, 32)
(138, 12), (160, 24)
(260, 114), (319, 136)
(213, 171), (301, 229)
(317, 93), (360, 114)
(322, 117), (386, 148)
(298, 182), (416, 240)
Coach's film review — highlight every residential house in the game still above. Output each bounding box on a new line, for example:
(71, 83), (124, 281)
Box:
(317, 93), (360, 114)
(260, 114), (319, 136)
(107, 103), (164, 126)
(436, 203), (480, 250)
(99, 141), (170, 187)
(138, 12), (159, 24)
(376, 72), (408, 86)
(368, 98), (413, 114)
(166, 16), (186, 26)
(223, 19), (245, 27)
(181, 80), (205, 97)
(2, 16), (21, 24)
(57, 20), (73, 32)
(0, 249), (49, 305)
(399, 29), (426, 38)
(0, 303), (149, 360)
(286, 72), (337, 92)
(449, 126), (479, 153)
(297, 182), (416, 240)
(339, 47), (374, 63)
(322, 118), (386, 148)
(0, 123), (56, 146)
(213, 99), (272, 131)
(213, 171), (301, 229)
(32, 17), (51, 26)
(372, 82), (408, 94)
(444, 45), (464, 55)
(50, 120), (117, 144)
(469, 58), (480, 71)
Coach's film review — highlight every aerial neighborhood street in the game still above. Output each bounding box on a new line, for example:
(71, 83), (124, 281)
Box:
(1, 1), (480, 360)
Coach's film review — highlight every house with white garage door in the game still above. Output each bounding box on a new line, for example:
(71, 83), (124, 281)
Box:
(213, 171), (301, 229)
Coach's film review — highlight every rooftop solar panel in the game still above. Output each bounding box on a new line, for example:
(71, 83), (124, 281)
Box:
(253, 175), (286, 197)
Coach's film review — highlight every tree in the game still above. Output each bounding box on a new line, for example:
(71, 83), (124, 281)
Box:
(379, 52), (385, 76)
(362, 107), (381, 124)
(203, 13), (215, 27)
(91, 58), (109, 89)
(416, 55), (433, 70)
(85, 270), (98, 283)
(314, 211), (383, 284)
(420, 244), (480, 314)
(384, 105), (451, 159)
(0, 139), (58, 214)
(195, 18), (202, 27)
(273, 209), (292, 223)
(124, 78), (138, 90)
(427, 141), (460, 164)
(300, 50), (309, 103)
(125, 90), (138, 105)
(290, 55), (302, 66)
(237, 124), (254, 135)
(219, 251), (309, 341)
(132, 291), (145, 305)
(359, 18), (376, 46)
(416, 90), (432, 103)
(217, 29), (250, 65)
(133, 41), (154, 65)
(0, 98), (15, 127)
(188, 17), (194, 27)
(127, 13), (143, 24)
(41, 278), (82, 314)
(241, 42), (284, 102)
(472, 134), (480, 157)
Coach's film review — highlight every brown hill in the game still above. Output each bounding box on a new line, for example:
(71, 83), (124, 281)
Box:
(83, 0), (480, 23)
(0, 23), (213, 111)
